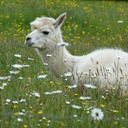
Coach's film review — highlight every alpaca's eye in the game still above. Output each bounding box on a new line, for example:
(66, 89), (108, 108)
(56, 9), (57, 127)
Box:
(42, 31), (49, 35)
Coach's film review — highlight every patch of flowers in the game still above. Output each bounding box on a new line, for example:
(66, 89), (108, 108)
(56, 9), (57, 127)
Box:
(0, 0), (128, 127)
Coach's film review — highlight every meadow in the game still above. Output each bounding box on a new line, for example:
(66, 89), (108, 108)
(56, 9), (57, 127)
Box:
(0, 0), (128, 127)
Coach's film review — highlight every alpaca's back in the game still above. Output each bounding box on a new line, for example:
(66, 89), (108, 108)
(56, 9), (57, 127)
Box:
(74, 49), (128, 94)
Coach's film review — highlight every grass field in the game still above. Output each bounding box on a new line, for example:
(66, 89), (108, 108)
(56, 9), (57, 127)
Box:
(0, 0), (128, 128)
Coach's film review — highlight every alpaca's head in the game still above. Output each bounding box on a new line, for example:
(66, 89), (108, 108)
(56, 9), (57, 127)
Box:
(25, 13), (66, 49)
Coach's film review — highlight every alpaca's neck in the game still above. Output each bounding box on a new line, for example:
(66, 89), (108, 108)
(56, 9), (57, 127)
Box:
(36, 45), (79, 78)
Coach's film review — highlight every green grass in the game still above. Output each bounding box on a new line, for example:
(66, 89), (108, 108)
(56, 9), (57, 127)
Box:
(0, 0), (128, 127)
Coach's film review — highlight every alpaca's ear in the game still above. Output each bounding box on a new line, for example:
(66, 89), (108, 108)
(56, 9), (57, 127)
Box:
(54, 13), (66, 28)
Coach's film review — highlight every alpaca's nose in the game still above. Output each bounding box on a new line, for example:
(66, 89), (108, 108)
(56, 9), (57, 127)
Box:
(26, 37), (31, 41)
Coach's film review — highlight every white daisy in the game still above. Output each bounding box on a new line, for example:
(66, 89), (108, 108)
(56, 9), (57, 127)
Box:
(52, 90), (62, 94)
(23, 64), (29, 68)
(19, 77), (23, 80)
(14, 54), (21, 58)
(0, 76), (11, 80)
(20, 99), (26, 102)
(18, 112), (25, 116)
(28, 57), (34, 61)
(12, 100), (19, 104)
(117, 20), (123, 23)
(0, 86), (4, 90)
(9, 70), (20, 74)
(37, 74), (47, 79)
(68, 84), (77, 89)
(83, 84), (96, 89)
(3, 83), (7, 86)
(66, 101), (71, 105)
(79, 96), (91, 100)
(91, 108), (104, 121)
(46, 54), (52, 57)
(12, 64), (23, 69)
(71, 105), (82, 109)
(31, 92), (40, 98)
(12, 64), (29, 69)
(44, 92), (53, 95)
(17, 117), (23, 122)
(43, 63), (48, 66)
(73, 114), (78, 118)
(6, 99), (11, 103)
(44, 90), (62, 95)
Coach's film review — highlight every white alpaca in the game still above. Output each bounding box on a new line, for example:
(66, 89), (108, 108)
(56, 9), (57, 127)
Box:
(25, 13), (128, 94)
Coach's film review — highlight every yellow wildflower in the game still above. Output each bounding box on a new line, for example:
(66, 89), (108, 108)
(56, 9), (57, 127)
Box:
(23, 125), (28, 128)
(13, 105), (18, 109)
(38, 110), (43, 115)
(14, 112), (18, 116)
(100, 104), (105, 108)
(74, 93), (79, 97)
